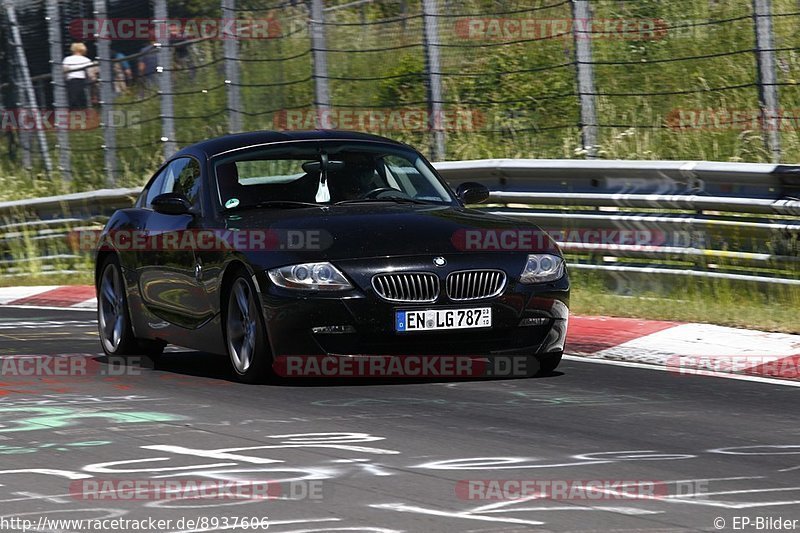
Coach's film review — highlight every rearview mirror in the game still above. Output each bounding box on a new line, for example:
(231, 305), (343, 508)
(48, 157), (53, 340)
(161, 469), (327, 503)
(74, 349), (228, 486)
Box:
(152, 192), (193, 215)
(456, 182), (490, 204)
(302, 160), (345, 173)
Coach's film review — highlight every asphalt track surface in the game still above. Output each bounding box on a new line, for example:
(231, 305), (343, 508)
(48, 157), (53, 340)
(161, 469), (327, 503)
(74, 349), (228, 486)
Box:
(0, 306), (798, 533)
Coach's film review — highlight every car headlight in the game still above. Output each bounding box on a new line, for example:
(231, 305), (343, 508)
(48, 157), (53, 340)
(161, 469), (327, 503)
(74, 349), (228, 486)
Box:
(268, 262), (353, 291)
(519, 254), (565, 283)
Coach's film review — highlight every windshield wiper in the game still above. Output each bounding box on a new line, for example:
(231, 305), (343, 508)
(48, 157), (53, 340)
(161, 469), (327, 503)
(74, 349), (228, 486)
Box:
(226, 200), (326, 211)
(334, 197), (445, 206)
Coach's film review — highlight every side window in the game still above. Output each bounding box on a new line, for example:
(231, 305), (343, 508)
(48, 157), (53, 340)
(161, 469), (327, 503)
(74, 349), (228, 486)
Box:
(141, 158), (202, 211)
(172, 158), (202, 211)
(142, 165), (170, 208)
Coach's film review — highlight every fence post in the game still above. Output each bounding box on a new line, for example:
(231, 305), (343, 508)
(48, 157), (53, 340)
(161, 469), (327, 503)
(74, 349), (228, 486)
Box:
(571, 0), (598, 159)
(309, 0), (330, 126)
(93, 0), (116, 186)
(4, 0), (53, 176)
(752, 0), (781, 163)
(154, 0), (176, 158)
(9, 69), (31, 169)
(46, 0), (72, 182)
(422, 0), (445, 161)
(2, 16), (28, 170)
(222, 0), (242, 133)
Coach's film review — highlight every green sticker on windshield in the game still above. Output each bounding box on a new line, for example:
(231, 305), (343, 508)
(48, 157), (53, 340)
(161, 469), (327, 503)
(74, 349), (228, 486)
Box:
(225, 198), (240, 209)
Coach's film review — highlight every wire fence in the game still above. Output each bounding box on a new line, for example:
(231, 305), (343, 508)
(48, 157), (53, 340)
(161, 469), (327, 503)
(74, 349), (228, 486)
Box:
(0, 0), (799, 190)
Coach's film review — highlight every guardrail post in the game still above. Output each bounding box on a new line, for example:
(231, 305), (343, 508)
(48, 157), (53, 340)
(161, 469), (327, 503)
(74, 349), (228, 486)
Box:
(422, 0), (445, 161)
(222, 0), (242, 133)
(571, 0), (599, 159)
(46, 0), (71, 182)
(93, 0), (116, 186)
(309, 0), (331, 126)
(752, 0), (781, 163)
(4, 0), (53, 177)
(154, 0), (177, 158)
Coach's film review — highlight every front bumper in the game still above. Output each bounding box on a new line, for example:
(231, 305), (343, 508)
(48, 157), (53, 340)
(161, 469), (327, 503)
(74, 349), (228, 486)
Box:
(255, 254), (569, 357)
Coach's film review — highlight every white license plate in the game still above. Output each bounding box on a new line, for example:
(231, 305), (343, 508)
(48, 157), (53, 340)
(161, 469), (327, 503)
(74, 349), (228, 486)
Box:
(395, 308), (492, 332)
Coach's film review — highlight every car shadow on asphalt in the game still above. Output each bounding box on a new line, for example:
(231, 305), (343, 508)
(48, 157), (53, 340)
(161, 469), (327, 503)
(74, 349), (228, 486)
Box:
(95, 349), (565, 387)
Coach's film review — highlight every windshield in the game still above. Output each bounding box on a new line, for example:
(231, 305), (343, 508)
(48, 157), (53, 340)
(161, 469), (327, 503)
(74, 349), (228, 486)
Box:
(213, 142), (455, 210)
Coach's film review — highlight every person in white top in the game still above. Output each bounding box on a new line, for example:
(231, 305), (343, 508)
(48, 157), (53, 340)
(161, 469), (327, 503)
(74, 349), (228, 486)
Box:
(63, 42), (94, 109)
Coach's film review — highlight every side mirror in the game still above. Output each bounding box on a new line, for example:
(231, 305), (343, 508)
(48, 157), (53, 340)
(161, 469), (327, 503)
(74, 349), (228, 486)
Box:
(152, 192), (192, 215)
(456, 182), (490, 204)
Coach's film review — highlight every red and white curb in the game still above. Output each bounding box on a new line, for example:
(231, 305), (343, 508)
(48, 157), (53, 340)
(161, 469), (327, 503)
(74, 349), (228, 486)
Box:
(0, 285), (97, 309)
(568, 316), (800, 384)
(0, 286), (797, 383)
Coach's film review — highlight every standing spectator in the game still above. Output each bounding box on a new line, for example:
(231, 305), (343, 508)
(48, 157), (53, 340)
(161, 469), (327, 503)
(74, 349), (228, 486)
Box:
(112, 50), (133, 94)
(137, 40), (158, 96)
(169, 27), (194, 80)
(62, 42), (93, 109)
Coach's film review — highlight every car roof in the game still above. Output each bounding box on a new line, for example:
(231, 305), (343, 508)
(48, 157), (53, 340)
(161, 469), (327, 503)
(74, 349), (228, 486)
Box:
(172, 130), (409, 160)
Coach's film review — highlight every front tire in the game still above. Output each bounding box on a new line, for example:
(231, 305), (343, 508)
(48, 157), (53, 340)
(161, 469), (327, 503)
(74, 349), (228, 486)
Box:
(535, 351), (563, 376)
(224, 274), (271, 383)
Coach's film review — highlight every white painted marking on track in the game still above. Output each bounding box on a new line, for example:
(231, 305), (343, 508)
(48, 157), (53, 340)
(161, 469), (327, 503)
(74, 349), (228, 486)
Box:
(144, 444), (283, 465)
(11, 491), (71, 504)
(709, 445), (800, 455)
(82, 458), (238, 474)
(371, 502), (545, 525)
(469, 493), (548, 513)
(480, 505), (661, 515)
(669, 486), (800, 498)
(0, 508), (128, 521)
(0, 468), (91, 480)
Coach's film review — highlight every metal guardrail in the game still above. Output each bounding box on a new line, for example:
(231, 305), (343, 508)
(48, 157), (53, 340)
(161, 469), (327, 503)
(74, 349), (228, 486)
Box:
(0, 160), (798, 288)
(0, 188), (141, 277)
(436, 159), (800, 288)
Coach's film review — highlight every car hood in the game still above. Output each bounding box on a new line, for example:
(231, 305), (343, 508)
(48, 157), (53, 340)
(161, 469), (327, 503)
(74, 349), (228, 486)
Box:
(222, 204), (557, 265)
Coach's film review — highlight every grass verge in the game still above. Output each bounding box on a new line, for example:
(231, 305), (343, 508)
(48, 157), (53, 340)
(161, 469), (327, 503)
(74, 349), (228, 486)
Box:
(570, 270), (800, 334)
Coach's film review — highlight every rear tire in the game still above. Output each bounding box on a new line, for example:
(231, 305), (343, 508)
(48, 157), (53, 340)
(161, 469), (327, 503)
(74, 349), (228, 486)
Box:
(97, 256), (140, 356)
(224, 272), (271, 383)
(97, 255), (167, 358)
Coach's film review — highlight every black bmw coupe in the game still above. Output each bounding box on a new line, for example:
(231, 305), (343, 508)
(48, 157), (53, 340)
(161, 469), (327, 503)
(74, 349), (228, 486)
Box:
(95, 131), (569, 382)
